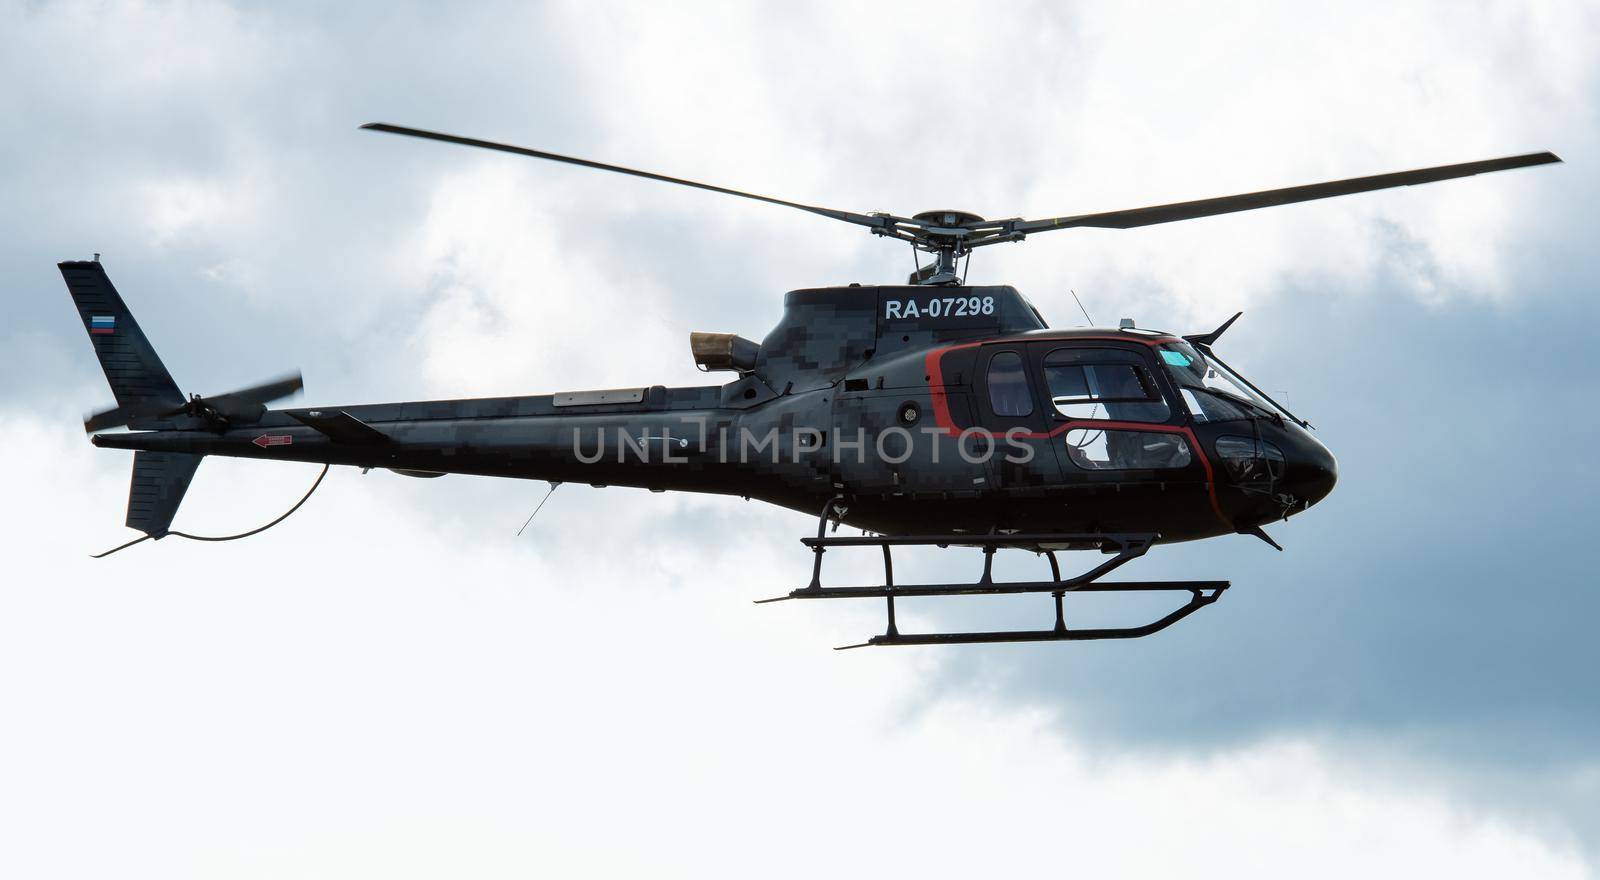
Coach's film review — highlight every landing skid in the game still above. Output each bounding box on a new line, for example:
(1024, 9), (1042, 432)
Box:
(758, 499), (1229, 648)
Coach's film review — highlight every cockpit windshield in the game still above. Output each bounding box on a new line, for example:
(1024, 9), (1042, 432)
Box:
(1157, 341), (1290, 425)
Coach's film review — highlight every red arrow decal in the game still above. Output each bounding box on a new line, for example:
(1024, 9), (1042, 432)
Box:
(253, 434), (293, 448)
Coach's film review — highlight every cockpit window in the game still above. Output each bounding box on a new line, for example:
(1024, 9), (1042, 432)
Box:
(1043, 349), (1169, 423)
(1159, 341), (1279, 423)
(986, 351), (1033, 417)
(1179, 387), (1252, 423)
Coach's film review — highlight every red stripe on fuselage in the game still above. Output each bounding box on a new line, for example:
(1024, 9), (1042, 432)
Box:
(923, 340), (984, 436)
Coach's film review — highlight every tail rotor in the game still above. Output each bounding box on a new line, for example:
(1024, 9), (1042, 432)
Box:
(84, 371), (304, 433)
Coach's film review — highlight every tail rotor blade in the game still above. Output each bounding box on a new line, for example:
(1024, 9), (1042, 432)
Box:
(204, 371), (304, 418)
(84, 399), (186, 433)
(85, 404), (138, 433)
(84, 371), (303, 432)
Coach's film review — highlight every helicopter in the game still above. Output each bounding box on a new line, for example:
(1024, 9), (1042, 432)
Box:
(64, 123), (1561, 647)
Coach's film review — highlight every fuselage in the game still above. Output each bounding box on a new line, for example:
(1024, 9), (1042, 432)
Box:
(94, 296), (1336, 544)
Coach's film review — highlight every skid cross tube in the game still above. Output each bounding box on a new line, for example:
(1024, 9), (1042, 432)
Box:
(761, 499), (1229, 647)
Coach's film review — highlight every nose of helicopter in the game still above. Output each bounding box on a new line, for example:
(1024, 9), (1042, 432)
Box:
(1285, 440), (1338, 510)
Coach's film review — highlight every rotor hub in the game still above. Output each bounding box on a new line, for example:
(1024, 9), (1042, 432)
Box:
(912, 210), (985, 228)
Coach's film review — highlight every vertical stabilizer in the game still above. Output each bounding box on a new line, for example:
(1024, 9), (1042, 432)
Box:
(60, 260), (184, 415)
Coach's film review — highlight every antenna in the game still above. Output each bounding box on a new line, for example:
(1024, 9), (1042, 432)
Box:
(517, 481), (562, 536)
(1069, 289), (1094, 326)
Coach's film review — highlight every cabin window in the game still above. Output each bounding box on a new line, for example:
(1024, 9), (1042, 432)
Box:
(1043, 350), (1169, 423)
(1064, 428), (1192, 470)
(986, 351), (1033, 417)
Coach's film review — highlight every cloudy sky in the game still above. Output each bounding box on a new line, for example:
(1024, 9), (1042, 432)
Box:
(3, 1), (1598, 876)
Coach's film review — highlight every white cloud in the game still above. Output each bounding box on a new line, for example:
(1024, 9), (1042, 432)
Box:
(135, 177), (234, 244)
(403, 164), (702, 397)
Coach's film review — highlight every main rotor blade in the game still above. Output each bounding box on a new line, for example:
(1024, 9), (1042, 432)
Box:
(362, 123), (891, 230)
(1013, 152), (1562, 233)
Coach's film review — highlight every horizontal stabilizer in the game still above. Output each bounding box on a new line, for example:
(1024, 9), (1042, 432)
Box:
(127, 451), (202, 537)
(287, 409), (389, 445)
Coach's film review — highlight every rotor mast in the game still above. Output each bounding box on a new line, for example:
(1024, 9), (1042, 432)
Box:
(887, 210), (990, 285)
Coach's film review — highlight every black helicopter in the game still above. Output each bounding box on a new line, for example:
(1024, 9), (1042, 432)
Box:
(65, 124), (1560, 647)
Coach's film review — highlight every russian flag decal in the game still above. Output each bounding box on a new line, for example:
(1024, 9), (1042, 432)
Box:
(89, 315), (116, 335)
